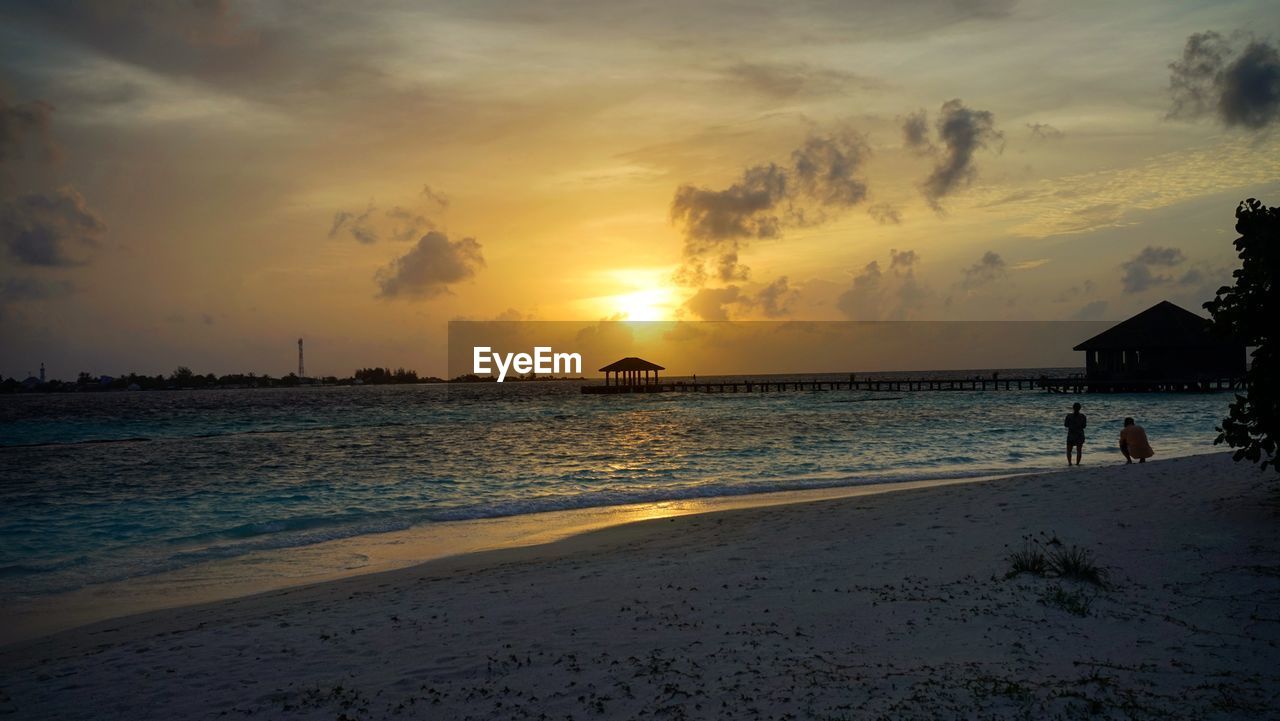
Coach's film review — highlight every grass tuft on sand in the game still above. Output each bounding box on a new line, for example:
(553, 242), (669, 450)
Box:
(1005, 533), (1107, 586)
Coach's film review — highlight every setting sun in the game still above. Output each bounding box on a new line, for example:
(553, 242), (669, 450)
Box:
(576, 269), (681, 321)
(608, 287), (677, 321)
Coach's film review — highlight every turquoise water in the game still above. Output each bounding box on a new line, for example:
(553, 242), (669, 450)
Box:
(0, 373), (1232, 600)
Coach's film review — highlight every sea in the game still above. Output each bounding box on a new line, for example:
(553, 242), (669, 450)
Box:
(0, 369), (1235, 604)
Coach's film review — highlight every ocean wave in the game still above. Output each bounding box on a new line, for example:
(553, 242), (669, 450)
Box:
(0, 437), (152, 450)
(0, 555), (91, 578)
(0, 381), (1225, 603)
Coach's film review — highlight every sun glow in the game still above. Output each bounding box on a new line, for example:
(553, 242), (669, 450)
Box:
(577, 268), (682, 321)
(609, 287), (676, 321)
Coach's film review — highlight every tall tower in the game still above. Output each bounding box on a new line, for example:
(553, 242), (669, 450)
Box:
(298, 338), (305, 378)
(39, 363), (45, 383)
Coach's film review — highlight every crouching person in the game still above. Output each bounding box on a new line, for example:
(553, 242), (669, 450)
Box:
(1119, 417), (1155, 464)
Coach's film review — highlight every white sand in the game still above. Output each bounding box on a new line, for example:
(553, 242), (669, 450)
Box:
(2, 452), (1278, 719)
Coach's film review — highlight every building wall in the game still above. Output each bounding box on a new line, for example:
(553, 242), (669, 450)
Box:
(1084, 345), (1246, 381)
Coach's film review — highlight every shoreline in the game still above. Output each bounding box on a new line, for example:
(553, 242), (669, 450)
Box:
(4, 452), (1278, 719)
(1, 466), (1037, 646)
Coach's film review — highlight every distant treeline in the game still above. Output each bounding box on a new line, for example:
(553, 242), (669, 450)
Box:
(353, 367), (423, 384)
(1, 365), (581, 392)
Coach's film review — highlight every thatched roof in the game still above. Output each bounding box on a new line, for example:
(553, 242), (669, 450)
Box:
(1073, 301), (1232, 351)
(599, 357), (665, 372)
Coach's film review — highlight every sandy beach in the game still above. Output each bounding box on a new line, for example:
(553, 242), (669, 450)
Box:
(2, 452), (1278, 720)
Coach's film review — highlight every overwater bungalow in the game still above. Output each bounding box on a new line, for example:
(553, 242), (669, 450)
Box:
(1073, 300), (1246, 383)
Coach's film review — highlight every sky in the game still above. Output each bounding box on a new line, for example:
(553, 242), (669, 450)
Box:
(1, 0), (1277, 378)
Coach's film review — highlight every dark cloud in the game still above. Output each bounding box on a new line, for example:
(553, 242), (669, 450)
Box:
(385, 207), (433, 242)
(903, 100), (1003, 210)
(1120, 245), (1185, 294)
(0, 93), (57, 163)
(1130, 246), (1185, 267)
(836, 261), (883, 320)
(1169, 263), (1232, 310)
(671, 131), (869, 284)
(755, 275), (795, 317)
(838, 261), (882, 309)
(1167, 32), (1231, 120)
(714, 251), (751, 283)
(1026, 122), (1064, 140)
(375, 231), (484, 299)
(836, 250), (927, 320)
(961, 250), (1007, 288)
(0, 187), (106, 266)
(867, 203), (901, 225)
(330, 196), (439, 245)
(1054, 279), (1096, 303)
(329, 203), (378, 244)
(421, 185), (450, 209)
(0, 0), (402, 112)
(901, 110), (931, 150)
(1071, 300), (1109, 320)
(1219, 42), (1280, 128)
(723, 62), (880, 99)
(1168, 32), (1280, 130)
(790, 135), (870, 207)
(1, 1), (263, 85)
(0, 91), (107, 269)
(672, 163), (785, 251)
(683, 285), (744, 321)
(890, 248), (918, 270)
(682, 276), (796, 321)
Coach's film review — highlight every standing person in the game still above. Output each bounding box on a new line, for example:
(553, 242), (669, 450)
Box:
(1119, 417), (1155, 464)
(1064, 402), (1087, 466)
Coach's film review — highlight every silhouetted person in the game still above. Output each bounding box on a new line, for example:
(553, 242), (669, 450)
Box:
(1064, 402), (1086, 466)
(1119, 417), (1154, 464)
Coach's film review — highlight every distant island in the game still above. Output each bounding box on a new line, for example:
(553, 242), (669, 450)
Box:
(0, 366), (584, 393)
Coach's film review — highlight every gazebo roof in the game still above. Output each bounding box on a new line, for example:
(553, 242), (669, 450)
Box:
(1073, 300), (1231, 351)
(599, 357), (665, 372)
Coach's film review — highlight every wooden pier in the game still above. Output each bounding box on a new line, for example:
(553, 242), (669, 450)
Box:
(1037, 377), (1246, 394)
(581, 376), (1246, 395)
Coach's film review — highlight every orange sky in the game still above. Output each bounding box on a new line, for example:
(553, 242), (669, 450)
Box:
(1, 1), (1278, 377)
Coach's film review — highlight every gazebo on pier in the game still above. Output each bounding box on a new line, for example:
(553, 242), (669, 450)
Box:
(599, 357), (664, 387)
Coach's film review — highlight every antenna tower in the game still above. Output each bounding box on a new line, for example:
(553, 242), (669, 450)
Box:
(298, 338), (305, 378)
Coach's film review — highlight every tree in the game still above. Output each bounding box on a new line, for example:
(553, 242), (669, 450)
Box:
(1204, 198), (1279, 472)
